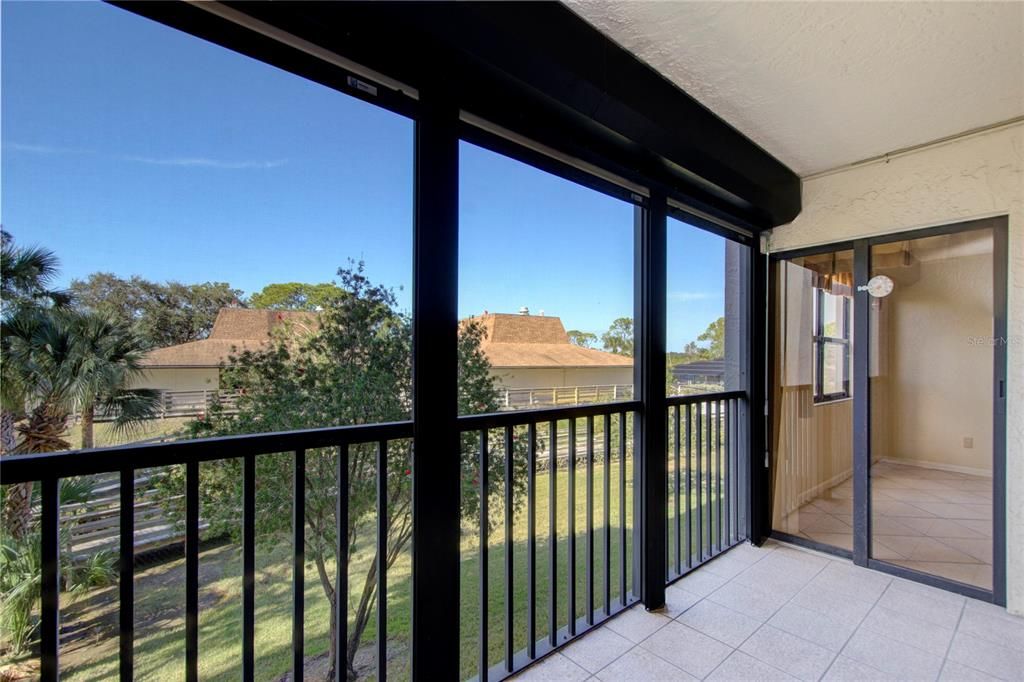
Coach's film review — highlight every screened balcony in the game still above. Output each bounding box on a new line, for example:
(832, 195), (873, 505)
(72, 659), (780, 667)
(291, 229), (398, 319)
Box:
(1, 2), (1019, 682)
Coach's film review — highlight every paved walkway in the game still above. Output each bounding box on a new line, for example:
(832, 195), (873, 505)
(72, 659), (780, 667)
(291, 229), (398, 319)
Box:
(515, 540), (1024, 681)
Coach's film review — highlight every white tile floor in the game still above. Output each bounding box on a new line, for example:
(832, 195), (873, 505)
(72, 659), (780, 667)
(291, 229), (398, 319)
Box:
(514, 540), (1024, 681)
(781, 462), (993, 589)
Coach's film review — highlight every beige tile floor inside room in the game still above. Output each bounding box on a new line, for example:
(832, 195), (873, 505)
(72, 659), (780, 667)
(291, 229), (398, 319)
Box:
(781, 461), (993, 590)
(514, 540), (1023, 681)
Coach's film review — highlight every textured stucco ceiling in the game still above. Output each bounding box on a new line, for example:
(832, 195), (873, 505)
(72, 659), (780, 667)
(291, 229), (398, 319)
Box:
(567, 1), (1024, 176)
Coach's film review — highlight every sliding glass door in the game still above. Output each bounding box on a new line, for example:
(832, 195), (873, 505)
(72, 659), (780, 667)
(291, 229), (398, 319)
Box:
(868, 228), (1000, 591)
(769, 217), (1007, 603)
(770, 248), (855, 553)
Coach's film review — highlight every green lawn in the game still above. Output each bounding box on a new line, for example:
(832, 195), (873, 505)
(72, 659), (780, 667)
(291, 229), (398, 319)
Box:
(63, 417), (192, 450)
(5, 427), (733, 681)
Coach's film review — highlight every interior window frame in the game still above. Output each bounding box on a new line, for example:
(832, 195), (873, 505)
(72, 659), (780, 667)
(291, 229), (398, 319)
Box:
(812, 286), (852, 404)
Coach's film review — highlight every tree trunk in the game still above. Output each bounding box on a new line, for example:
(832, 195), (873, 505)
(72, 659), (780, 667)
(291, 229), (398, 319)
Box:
(313, 545), (341, 682)
(81, 403), (95, 450)
(4, 404), (70, 540)
(1, 409), (16, 455)
(3, 481), (33, 541)
(348, 555), (378, 678)
(1, 408), (32, 540)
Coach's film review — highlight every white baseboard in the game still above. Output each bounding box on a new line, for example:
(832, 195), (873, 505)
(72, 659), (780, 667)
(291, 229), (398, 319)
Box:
(778, 468), (853, 515)
(878, 457), (992, 478)
(801, 469), (853, 503)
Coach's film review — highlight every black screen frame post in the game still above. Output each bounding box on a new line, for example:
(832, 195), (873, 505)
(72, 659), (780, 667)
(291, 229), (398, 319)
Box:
(411, 88), (462, 678)
(635, 191), (668, 609)
(851, 240), (871, 567)
(992, 220), (1008, 607)
(748, 242), (770, 545)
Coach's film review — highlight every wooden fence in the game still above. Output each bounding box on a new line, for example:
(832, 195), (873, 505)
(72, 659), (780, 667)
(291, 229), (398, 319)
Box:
(499, 384), (634, 409)
(58, 471), (206, 560)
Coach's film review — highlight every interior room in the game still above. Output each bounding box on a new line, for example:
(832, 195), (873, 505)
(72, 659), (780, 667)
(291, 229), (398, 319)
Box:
(772, 230), (996, 589)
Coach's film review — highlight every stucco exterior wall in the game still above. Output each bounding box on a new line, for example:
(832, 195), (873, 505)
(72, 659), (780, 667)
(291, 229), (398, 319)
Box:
(130, 368), (220, 393)
(769, 122), (1023, 613)
(490, 366), (633, 390)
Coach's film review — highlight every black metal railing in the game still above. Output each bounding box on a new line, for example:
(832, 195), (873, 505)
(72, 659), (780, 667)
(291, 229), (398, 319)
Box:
(458, 400), (642, 681)
(0, 392), (746, 682)
(0, 421), (413, 682)
(666, 390), (748, 582)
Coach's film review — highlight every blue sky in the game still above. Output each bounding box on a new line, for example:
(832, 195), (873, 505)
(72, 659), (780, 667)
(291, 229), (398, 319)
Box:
(1, 1), (724, 350)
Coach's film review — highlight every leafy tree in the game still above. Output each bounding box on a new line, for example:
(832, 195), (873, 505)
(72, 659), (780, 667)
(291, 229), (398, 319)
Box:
(249, 281), (346, 311)
(174, 264), (520, 679)
(671, 316), (725, 364)
(666, 317), (726, 392)
(70, 273), (243, 347)
(696, 317), (725, 359)
(566, 329), (598, 349)
(601, 317), (634, 357)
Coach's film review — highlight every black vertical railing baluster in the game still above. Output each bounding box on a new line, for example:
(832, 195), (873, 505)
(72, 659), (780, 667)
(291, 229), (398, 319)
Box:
(724, 401), (731, 547)
(626, 409), (634, 593)
(548, 420), (557, 646)
(585, 415), (594, 625)
(712, 399), (720, 552)
(119, 468), (134, 682)
(186, 461), (200, 682)
(336, 445), (349, 682)
(478, 431), (489, 680)
(695, 403), (703, 560)
(731, 399), (739, 544)
(602, 414), (611, 615)
(665, 409), (671, 581)
(504, 426), (514, 673)
(721, 400), (727, 551)
(684, 405), (692, 570)
(618, 412), (626, 605)
(293, 450), (306, 682)
(705, 401), (713, 558)
(700, 401), (708, 557)
(376, 441), (388, 682)
(527, 422), (537, 659)
(716, 400), (723, 554)
(242, 455), (255, 682)
(673, 405), (681, 576)
(567, 418), (576, 636)
(40, 477), (59, 682)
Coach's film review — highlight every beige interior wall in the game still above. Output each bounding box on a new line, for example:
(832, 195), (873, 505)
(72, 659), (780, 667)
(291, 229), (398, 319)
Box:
(772, 261), (853, 527)
(768, 121), (1022, 614)
(130, 368), (220, 392)
(875, 252), (994, 474)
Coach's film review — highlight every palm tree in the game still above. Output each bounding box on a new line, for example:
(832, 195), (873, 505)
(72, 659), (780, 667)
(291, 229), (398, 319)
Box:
(1, 309), (159, 537)
(0, 230), (69, 317)
(1, 230), (67, 452)
(1, 231), (68, 540)
(70, 313), (160, 449)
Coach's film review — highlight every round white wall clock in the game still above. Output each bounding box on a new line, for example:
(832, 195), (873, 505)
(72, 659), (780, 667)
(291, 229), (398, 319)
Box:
(866, 275), (894, 298)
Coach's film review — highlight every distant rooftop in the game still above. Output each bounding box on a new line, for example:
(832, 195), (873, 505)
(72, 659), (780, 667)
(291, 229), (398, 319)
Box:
(143, 308), (633, 370)
(465, 312), (632, 369)
(141, 309), (317, 368)
(671, 358), (725, 382)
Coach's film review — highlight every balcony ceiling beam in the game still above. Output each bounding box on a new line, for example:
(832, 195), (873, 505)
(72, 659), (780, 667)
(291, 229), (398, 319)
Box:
(111, 0), (802, 229)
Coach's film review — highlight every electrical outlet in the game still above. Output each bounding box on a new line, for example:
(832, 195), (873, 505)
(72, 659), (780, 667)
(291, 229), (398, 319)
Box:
(963, 437), (974, 449)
